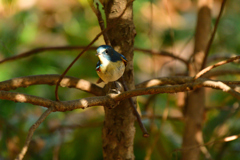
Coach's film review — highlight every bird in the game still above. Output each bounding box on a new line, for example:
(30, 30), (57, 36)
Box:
(95, 45), (127, 84)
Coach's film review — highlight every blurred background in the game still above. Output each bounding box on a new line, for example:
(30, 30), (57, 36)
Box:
(0, 0), (240, 159)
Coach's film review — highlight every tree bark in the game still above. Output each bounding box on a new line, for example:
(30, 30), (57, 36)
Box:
(101, 0), (136, 159)
(182, 0), (212, 160)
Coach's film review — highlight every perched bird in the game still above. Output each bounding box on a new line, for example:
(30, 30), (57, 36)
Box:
(96, 45), (127, 84)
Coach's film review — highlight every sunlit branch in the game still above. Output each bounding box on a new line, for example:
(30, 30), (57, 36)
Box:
(203, 69), (240, 78)
(207, 54), (238, 64)
(0, 47), (188, 67)
(0, 74), (104, 96)
(194, 55), (240, 79)
(136, 76), (193, 88)
(1, 78), (239, 112)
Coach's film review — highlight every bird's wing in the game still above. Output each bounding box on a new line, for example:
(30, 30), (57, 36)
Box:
(120, 54), (128, 66)
(96, 60), (101, 71)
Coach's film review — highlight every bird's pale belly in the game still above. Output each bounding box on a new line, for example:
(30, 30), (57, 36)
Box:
(97, 61), (125, 83)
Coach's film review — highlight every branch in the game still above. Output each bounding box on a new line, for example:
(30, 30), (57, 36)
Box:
(201, 0), (227, 69)
(136, 76), (193, 88)
(88, 0), (111, 45)
(194, 55), (240, 79)
(134, 48), (188, 66)
(0, 74), (104, 96)
(174, 133), (240, 155)
(0, 46), (97, 64)
(207, 54), (238, 64)
(203, 69), (240, 78)
(15, 107), (53, 160)
(1, 78), (239, 112)
(0, 47), (189, 66)
(121, 77), (149, 137)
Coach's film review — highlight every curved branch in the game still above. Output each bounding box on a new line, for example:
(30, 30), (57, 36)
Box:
(0, 46), (98, 64)
(194, 55), (240, 79)
(203, 69), (240, 78)
(88, 0), (110, 45)
(0, 90), (108, 111)
(136, 76), (193, 88)
(15, 107), (53, 160)
(0, 74), (104, 96)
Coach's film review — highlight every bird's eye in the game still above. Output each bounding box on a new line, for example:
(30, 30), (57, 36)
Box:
(105, 50), (108, 54)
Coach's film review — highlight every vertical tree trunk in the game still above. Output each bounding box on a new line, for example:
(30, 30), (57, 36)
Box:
(182, 0), (212, 160)
(102, 0), (136, 159)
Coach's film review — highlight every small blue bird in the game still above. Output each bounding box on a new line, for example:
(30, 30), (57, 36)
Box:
(96, 45), (127, 84)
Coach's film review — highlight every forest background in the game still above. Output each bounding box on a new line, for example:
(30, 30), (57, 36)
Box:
(0, 0), (240, 160)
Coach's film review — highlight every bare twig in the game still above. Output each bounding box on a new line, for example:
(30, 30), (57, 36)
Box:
(0, 74), (104, 96)
(0, 47), (187, 66)
(204, 69), (240, 78)
(173, 133), (240, 155)
(15, 107), (53, 160)
(88, 0), (111, 45)
(207, 54), (238, 64)
(194, 55), (240, 79)
(201, 0), (227, 69)
(0, 46), (97, 64)
(121, 77), (149, 137)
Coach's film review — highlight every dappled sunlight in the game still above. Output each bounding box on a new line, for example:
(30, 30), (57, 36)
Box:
(79, 98), (89, 108)
(12, 78), (23, 86)
(76, 79), (91, 90)
(60, 78), (70, 87)
(15, 94), (27, 102)
(224, 135), (238, 142)
(145, 79), (162, 87)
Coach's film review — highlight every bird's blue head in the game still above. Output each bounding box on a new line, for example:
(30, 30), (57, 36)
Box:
(96, 45), (120, 62)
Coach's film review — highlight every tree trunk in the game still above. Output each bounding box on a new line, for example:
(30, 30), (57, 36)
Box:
(182, 0), (212, 160)
(102, 0), (136, 159)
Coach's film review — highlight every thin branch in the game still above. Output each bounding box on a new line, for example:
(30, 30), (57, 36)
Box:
(204, 69), (240, 78)
(15, 107), (53, 160)
(0, 46), (189, 67)
(207, 54), (238, 64)
(173, 133), (240, 155)
(135, 48), (188, 66)
(0, 74), (104, 96)
(55, 0), (134, 101)
(0, 46), (97, 64)
(201, 0), (227, 69)
(121, 77), (149, 137)
(88, 0), (111, 45)
(136, 76), (193, 88)
(194, 55), (240, 79)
